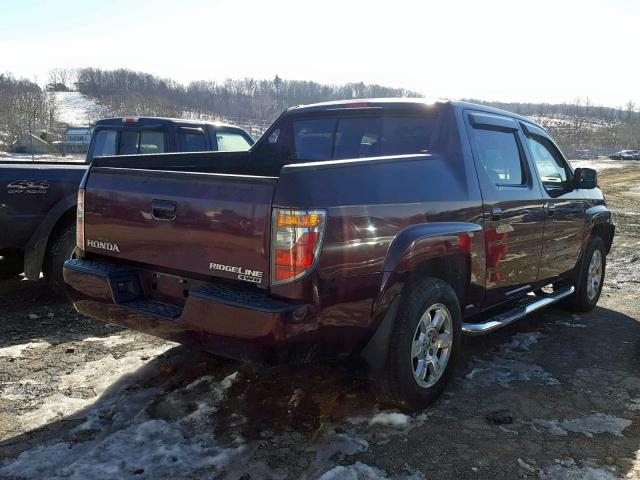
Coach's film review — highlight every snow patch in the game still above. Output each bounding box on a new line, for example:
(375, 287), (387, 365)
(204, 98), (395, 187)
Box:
(53, 91), (106, 126)
(0, 341), (50, 357)
(12, 342), (175, 433)
(0, 370), (241, 479)
(539, 459), (618, 480)
(465, 332), (559, 388)
(318, 462), (390, 480)
(555, 321), (587, 328)
(534, 413), (631, 438)
(81, 335), (135, 348)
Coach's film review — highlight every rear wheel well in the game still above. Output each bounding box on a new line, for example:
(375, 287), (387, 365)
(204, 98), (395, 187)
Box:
(405, 254), (469, 306)
(46, 209), (76, 253)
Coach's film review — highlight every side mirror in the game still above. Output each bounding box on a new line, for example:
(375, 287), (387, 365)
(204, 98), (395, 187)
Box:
(574, 167), (597, 189)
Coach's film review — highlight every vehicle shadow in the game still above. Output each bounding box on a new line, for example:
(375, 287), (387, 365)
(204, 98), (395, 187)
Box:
(0, 276), (123, 349)
(1, 304), (639, 478)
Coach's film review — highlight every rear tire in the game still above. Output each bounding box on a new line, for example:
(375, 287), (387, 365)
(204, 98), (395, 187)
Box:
(565, 235), (606, 312)
(0, 251), (24, 280)
(43, 221), (76, 296)
(379, 277), (462, 409)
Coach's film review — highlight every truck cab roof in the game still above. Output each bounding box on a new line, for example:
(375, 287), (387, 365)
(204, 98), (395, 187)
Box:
(285, 98), (544, 130)
(94, 116), (247, 133)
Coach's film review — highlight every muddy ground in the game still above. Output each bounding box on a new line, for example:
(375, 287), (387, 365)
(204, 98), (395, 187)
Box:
(0, 161), (639, 479)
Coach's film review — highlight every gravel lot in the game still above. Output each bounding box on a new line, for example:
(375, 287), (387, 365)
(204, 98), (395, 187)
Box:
(1, 162), (639, 479)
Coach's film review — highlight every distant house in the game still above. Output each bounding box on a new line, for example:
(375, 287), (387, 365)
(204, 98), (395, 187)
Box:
(11, 133), (50, 154)
(61, 127), (92, 155)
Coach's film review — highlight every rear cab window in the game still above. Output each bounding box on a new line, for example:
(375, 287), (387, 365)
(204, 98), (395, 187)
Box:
(90, 129), (166, 159)
(286, 114), (437, 163)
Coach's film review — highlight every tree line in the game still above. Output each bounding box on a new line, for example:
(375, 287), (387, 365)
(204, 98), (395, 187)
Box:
(1, 67), (640, 157)
(0, 73), (56, 144)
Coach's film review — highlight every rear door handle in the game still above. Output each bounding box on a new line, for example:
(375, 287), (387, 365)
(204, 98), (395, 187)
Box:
(491, 207), (502, 222)
(151, 200), (177, 221)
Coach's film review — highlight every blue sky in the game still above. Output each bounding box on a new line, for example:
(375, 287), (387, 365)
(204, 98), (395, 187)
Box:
(1, 0), (639, 107)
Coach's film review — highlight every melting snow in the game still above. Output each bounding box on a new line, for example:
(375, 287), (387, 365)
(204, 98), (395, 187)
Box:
(0, 371), (240, 480)
(0, 341), (50, 357)
(534, 413), (632, 438)
(464, 332), (560, 388)
(81, 334), (136, 348)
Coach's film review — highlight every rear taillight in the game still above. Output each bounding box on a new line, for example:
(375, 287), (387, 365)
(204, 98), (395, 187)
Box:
(271, 208), (326, 285)
(76, 189), (85, 251)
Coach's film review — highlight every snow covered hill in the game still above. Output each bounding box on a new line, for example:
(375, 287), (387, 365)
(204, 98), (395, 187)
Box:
(53, 91), (107, 127)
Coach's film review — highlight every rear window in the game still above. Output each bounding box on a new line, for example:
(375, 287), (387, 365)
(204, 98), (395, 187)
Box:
(214, 131), (252, 151)
(115, 130), (166, 156)
(290, 115), (436, 162)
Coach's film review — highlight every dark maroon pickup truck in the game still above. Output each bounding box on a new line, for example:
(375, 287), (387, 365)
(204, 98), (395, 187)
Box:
(64, 99), (614, 406)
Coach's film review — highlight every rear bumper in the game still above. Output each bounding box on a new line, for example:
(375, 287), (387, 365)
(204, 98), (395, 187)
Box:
(63, 258), (319, 362)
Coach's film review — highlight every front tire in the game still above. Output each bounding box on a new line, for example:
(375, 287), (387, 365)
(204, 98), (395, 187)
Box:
(380, 277), (462, 408)
(565, 235), (606, 312)
(43, 221), (76, 296)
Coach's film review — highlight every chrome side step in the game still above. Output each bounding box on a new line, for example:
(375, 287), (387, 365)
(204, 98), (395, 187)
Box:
(462, 285), (575, 335)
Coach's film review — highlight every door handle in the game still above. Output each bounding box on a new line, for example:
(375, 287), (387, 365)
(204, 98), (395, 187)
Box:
(547, 203), (556, 216)
(151, 200), (177, 221)
(491, 207), (502, 222)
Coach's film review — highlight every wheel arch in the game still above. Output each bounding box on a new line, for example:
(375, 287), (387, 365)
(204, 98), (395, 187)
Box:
(23, 193), (77, 279)
(362, 222), (482, 370)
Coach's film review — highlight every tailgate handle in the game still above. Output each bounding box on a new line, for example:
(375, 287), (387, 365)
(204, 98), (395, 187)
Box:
(151, 200), (177, 221)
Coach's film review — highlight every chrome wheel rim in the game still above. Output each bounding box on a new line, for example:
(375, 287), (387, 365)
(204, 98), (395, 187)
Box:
(587, 249), (603, 301)
(411, 303), (453, 388)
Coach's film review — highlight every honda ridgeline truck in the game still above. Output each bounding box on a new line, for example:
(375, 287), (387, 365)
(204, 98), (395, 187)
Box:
(64, 99), (614, 406)
(0, 117), (253, 292)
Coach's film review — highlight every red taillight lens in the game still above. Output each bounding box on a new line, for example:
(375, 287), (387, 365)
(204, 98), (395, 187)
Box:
(272, 209), (326, 285)
(76, 189), (85, 251)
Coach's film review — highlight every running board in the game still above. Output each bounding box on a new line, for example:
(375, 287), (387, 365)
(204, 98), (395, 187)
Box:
(462, 285), (575, 335)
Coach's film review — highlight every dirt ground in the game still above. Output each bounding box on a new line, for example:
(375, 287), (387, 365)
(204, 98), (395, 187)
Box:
(1, 161), (639, 480)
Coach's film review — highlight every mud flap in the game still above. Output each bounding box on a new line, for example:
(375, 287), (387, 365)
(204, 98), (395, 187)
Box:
(360, 296), (400, 372)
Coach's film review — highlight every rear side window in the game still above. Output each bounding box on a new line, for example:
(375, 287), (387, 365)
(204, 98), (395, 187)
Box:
(179, 130), (207, 152)
(470, 128), (524, 186)
(117, 130), (166, 155)
(291, 115), (436, 162)
(91, 130), (116, 158)
(215, 131), (252, 151)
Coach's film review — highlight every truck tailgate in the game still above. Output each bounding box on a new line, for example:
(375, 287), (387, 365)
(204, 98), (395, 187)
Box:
(83, 167), (276, 287)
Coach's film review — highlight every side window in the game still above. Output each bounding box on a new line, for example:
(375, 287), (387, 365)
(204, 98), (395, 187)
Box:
(526, 135), (571, 189)
(179, 129), (207, 152)
(214, 132), (252, 151)
(91, 130), (116, 158)
(139, 131), (165, 154)
(470, 128), (525, 186)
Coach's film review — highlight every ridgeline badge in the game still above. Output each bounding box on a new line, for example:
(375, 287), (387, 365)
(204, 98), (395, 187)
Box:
(209, 262), (263, 284)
